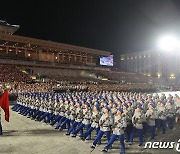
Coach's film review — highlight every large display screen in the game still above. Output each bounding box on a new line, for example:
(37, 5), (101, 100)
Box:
(100, 55), (113, 66)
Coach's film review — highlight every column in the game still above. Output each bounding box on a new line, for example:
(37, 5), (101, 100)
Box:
(15, 48), (18, 55)
(6, 46), (8, 54)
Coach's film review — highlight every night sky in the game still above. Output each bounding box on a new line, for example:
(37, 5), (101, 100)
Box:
(1, 0), (180, 56)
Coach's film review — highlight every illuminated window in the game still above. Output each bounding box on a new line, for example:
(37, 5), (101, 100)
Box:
(121, 57), (125, 60)
(170, 74), (175, 79)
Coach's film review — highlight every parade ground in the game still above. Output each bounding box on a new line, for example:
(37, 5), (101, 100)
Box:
(1, 1), (180, 154)
(0, 99), (180, 154)
(1, 108), (144, 154)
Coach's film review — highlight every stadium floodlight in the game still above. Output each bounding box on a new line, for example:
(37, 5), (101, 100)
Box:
(158, 35), (179, 51)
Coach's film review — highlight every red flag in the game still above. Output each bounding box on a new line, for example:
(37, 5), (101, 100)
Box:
(0, 90), (10, 122)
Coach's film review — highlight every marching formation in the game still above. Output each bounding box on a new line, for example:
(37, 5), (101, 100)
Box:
(12, 91), (180, 154)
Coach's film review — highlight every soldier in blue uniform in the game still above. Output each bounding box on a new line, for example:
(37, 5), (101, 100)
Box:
(145, 103), (157, 140)
(23, 96), (34, 116)
(35, 98), (46, 121)
(81, 104), (101, 141)
(60, 101), (76, 131)
(174, 94), (180, 123)
(66, 101), (83, 135)
(101, 107), (126, 154)
(55, 100), (68, 130)
(38, 99), (50, 122)
(123, 102), (133, 142)
(45, 100), (55, 124)
(30, 97), (41, 119)
(129, 105), (144, 146)
(157, 102), (167, 134)
(50, 99), (62, 126)
(139, 99), (148, 138)
(32, 97), (43, 120)
(19, 94), (30, 115)
(52, 99), (65, 126)
(91, 106), (111, 149)
(72, 102), (92, 138)
(166, 101), (174, 129)
(155, 100), (161, 129)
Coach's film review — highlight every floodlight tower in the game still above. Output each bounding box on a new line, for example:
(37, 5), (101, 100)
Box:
(158, 35), (179, 51)
(157, 34), (180, 79)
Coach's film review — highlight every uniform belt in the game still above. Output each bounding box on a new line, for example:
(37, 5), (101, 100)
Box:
(103, 126), (109, 127)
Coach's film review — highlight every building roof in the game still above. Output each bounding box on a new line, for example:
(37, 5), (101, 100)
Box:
(0, 33), (111, 56)
(0, 20), (19, 34)
(0, 20), (19, 28)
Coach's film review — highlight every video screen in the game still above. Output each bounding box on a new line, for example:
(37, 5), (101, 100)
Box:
(100, 55), (113, 66)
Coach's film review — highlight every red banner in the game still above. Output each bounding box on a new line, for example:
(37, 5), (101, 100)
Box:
(0, 90), (10, 122)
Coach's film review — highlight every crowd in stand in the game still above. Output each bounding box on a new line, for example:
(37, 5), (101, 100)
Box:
(12, 90), (180, 154)
(3, 82), (157, 95)
(95, 70), (152, 83)
(0, 64), (157, 93)
(0, 64), (32, 83)
(88, 83), (157, 92)
(46, 76), (99, 84)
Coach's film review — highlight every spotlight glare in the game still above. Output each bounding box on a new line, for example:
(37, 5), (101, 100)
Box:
(158, 35), (179, 51)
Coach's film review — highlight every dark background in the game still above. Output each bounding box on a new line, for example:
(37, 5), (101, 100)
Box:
(1, 0), (180, 63)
